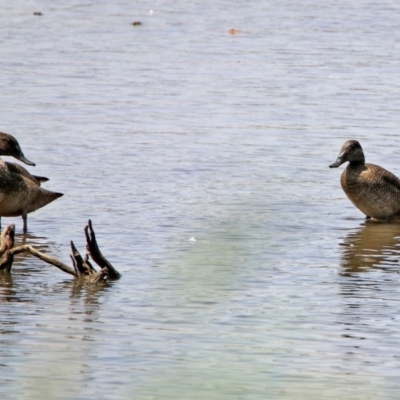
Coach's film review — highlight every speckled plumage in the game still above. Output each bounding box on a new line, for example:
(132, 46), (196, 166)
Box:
(0, 132), (62, 231)
(0, 159), (63, 232)
(330, 140), (400, 221)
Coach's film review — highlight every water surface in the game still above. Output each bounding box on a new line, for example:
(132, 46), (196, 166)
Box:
(1, 1), (400, 399)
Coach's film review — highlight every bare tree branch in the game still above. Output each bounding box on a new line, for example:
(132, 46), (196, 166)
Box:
(0, 221), (121, 282)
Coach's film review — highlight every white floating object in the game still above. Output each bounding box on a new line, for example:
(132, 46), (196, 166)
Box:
(188, 237), (196, 242)
(149, 9), (154, 14)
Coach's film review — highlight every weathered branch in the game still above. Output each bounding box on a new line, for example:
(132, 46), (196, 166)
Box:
(0, 221), (121, 282)
(0, 224), (16, 272)
(10, 245), (77, 277)
(70, 240), (97, 278)
(85, 219), (121, 279)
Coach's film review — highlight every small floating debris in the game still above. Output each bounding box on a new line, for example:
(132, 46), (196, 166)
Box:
(132, 21), (142, 26)
(188, 237), (196, 242)
(33, 12), (43, 16)
(228, 28), (243, 35)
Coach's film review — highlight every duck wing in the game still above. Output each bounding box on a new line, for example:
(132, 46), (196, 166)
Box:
(4, 162), (49, 186)
(381, 171), (400, 192)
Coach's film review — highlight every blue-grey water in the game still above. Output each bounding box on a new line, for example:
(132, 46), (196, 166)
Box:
(1, 1), (400, 399)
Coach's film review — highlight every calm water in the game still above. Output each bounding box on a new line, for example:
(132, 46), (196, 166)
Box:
(1, 1), (400, 399)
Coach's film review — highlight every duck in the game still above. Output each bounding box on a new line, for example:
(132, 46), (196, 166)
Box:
(0, 132), (36, 166)
(0, 132), (62, 231)
(0, 158), (63, 232)
(0, 132), (48, 184)
(329, 140), (400, 221)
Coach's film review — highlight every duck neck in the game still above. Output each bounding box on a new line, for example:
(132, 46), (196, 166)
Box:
(349, 155), (365, 168)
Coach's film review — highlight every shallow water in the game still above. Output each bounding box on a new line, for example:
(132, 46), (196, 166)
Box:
(1, 0), (400, 399)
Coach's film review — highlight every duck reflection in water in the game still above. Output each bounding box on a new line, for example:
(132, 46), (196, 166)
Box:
(339, 220), (400, 276)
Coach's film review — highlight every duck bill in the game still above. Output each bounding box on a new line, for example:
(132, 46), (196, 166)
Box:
(329, 155), (345, 168)
(15, 154), (35, 166)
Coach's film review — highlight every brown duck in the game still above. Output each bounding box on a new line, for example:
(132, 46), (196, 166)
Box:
(0, 132), (62, 231)
(330, 140), (400, 221)
(0, 131), (48, 183)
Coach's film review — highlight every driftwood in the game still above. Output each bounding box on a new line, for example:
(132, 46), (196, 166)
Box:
(0, 219), (121, 282)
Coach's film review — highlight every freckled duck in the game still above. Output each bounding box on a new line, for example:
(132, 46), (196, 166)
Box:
(0, 132), (49, 183)
(0, 132), (36, 166)
(329, 140), (400, 221)
(0, 132), (61, 231)
(0, 159), (63, 232)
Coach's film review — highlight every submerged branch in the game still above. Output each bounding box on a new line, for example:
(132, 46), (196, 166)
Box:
(11, 245), (77, 277)
(0, 221), (121, 282)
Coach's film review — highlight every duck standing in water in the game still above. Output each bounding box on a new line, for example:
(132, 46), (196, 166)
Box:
(330, 140), (400, 221)
(0, 132), (63, 232)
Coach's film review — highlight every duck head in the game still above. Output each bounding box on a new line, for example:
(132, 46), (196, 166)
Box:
(329, 140), (365, 168)
(0, 132), (35, 166)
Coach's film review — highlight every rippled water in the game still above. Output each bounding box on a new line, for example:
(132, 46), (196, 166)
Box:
(1, 0), (400, 399)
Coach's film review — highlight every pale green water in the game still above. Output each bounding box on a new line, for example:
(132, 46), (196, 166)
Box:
(0, 1), (400, 399)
